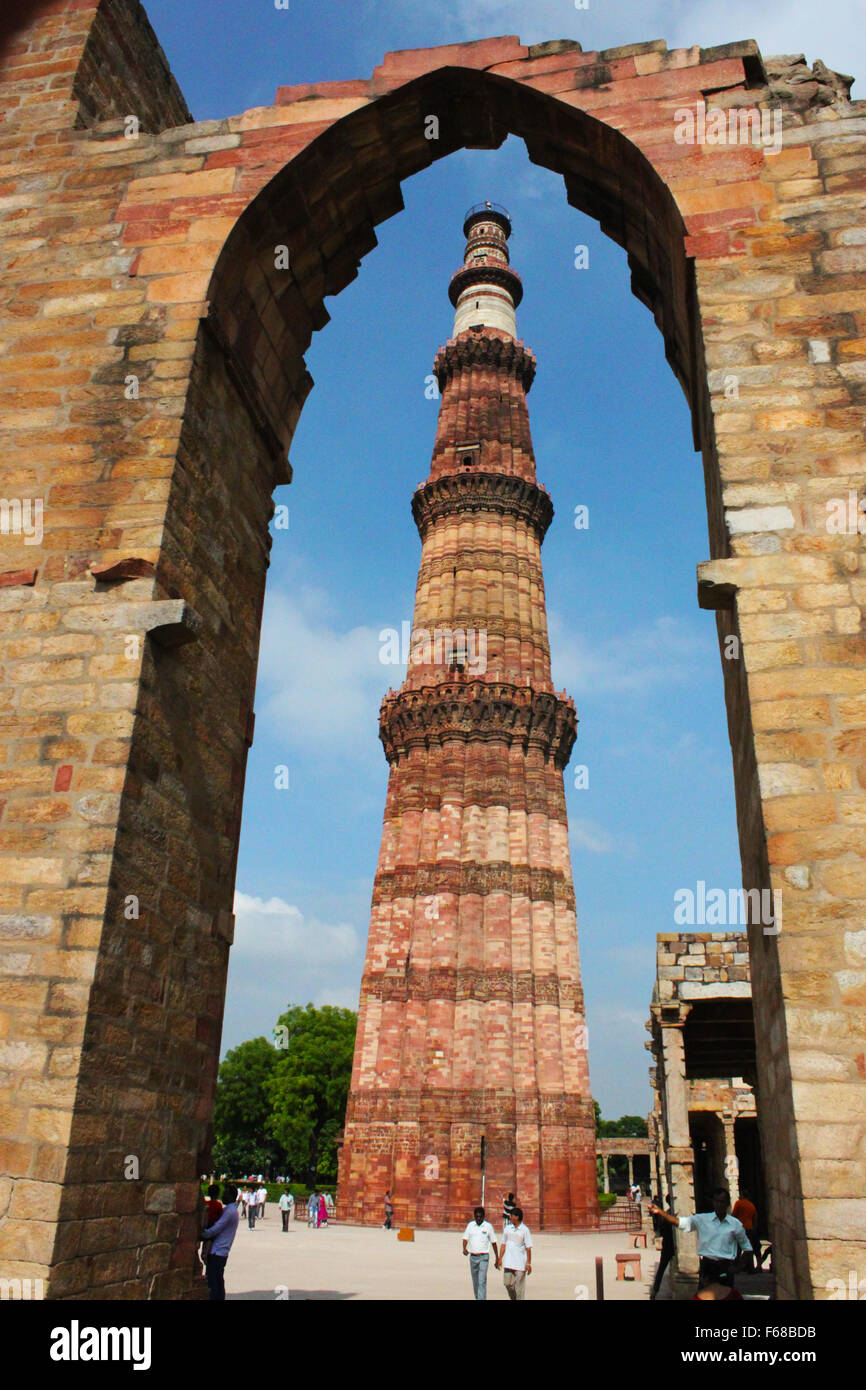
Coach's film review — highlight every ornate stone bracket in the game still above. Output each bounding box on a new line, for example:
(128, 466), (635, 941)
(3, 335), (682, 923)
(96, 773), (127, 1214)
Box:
(433, 331), (536, 391)
(379, 679), (577, 767)
(412, 471), (553, 541)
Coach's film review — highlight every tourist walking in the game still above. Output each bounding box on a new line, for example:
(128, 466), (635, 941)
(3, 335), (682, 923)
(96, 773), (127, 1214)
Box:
(201, 1184), (239, 1301)
(244, 1185), (257, 1230)
(279, 1188), (294, 1232)
(649, 1188), (751, 1289)
(318, 1192), (328, 1227)
(383, 1190), (394, 1230)
(257, 1183), (268, 1220)
(462, 1206), (499, 1301)
(495, 1207), (532, 1299)
(307, 1191), (318, 1227)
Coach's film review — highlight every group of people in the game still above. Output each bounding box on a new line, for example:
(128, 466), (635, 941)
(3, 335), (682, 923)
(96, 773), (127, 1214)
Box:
(307, 1191), (334, 1227)
(239, 1184), (269, 1229)
(199, 1181), (336, 1299)
(461, 1192), (532, 1301)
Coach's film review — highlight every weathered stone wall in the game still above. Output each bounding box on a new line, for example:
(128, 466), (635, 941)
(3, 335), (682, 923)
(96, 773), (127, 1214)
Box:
(0, 0), (864, 1296)
(649, 931), (759, 1293)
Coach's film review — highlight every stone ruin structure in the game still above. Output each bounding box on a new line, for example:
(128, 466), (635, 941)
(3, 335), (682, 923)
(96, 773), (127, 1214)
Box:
(648, 932), (763, 1295)
(0, 0), (865, 1298)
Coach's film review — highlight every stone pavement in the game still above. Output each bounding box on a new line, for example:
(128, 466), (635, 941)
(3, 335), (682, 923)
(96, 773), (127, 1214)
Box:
(223, 1206), (656, 1301)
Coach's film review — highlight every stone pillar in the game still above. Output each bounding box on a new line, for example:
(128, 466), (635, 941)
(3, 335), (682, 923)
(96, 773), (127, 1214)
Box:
(627, 1156), (634, 1188)
(650, 1151), (659, 1197)
(602, 1157), (610, 1194)
(660, 1019), (698, 1297)
(722, 1115), (739, 1205)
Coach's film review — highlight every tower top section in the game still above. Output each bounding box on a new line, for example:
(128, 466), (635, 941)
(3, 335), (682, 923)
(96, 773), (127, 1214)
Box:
(449, 201), (523, 339)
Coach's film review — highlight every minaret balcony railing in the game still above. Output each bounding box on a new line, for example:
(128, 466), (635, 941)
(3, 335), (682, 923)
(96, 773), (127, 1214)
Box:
(379, 679), (577, 768)
(412, 470), (553, 541)
(448, 260), (523, 309)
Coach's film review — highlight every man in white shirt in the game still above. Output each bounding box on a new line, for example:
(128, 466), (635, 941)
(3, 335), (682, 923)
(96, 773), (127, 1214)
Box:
(495, 1206), (533, 1300)
(278, 1188), (294, 1232)
(257, 1184), (268, 1219)
(462, 1206), (499, 1300)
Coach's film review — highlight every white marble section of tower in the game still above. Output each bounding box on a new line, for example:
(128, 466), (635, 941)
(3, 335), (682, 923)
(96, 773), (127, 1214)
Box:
(451, 203), (520, 338)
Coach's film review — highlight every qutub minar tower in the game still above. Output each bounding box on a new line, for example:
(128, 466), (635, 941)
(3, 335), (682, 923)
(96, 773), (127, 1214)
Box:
(338, 205), (599, 1230)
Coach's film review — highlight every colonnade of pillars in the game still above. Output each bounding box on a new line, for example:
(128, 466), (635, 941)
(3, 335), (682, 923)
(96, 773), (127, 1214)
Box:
(598, 1151), (660, 1194)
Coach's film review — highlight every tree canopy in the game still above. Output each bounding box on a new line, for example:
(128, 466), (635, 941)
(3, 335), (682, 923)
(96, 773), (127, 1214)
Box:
(268, 1004), (357, 1184)
(211, 1004), (358, 1183)
(212, 1035), (283, 1176)
(594, 1100), (649, 1138)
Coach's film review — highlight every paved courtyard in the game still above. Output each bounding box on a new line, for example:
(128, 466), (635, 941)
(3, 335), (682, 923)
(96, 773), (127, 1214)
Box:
(224, 1206), (657, 1301)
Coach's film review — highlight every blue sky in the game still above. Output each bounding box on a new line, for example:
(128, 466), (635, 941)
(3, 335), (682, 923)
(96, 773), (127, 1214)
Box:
(142, 1), (862, 1118)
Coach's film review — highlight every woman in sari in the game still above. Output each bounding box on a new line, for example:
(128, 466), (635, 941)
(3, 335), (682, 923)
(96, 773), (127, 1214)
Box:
(318, 1192), (328, 1227)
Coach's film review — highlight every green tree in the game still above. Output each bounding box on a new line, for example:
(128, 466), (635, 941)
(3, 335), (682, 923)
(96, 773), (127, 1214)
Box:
(594, 1102), (648, 1139)
(212, 1036), (282, 1175)
(268, 1004), (357, 1184)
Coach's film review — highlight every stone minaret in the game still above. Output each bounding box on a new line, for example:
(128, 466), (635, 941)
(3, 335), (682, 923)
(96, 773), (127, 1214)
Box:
(338, 204), (598, 1230)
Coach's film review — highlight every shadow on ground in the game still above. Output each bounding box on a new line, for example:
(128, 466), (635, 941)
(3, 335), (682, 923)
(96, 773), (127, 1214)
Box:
(229, 1289), (357, 1301)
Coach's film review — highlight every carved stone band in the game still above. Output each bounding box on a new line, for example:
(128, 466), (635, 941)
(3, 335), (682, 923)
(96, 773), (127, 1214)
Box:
(360, 966), (584, 1008)
(371, 861), (577, 911)
(433, 332), (536, 390)
(412, 471), (554, 542)
(379, 680), (577, 768)
(345, 1088), (597, 1127)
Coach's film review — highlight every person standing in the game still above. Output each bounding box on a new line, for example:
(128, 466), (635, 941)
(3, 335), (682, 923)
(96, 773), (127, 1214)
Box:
(257, 1183), (268, 1220)
(732, 1188), (760, 1269)
(201, 1183), (240, 1301)
(495, 1206), (532, 1300)
(279, 1188), (294, 1232)
(204, 1182), (223, 1228)
(200, 1183), (224, 1272)
(462, 1207), (499, 1301)
(245, 1185), (257, 1230)
(649, 1188), (751, 1289)
(502, 1191), (517, 1232)
(307, 1191), (318, 1227)
(383, 1190), (394, 1230)
(650, 1196), (675, 1300)
(318, 1192), (328, 1227)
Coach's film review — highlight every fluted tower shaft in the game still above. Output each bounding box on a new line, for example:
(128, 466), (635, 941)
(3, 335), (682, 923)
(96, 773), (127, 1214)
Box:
(338, 205), (599, 1230)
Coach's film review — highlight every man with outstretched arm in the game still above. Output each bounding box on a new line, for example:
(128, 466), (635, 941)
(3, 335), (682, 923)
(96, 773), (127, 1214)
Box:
(648, 1187), (751, 1290)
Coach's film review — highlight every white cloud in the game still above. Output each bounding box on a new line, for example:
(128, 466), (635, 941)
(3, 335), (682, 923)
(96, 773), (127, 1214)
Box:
(569, 817), (617, 853)
(549, 611), (709, 696)
(220, 892), (365, 1054)
(233, 891), (361, 967)
(256, 582), (403, 755)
